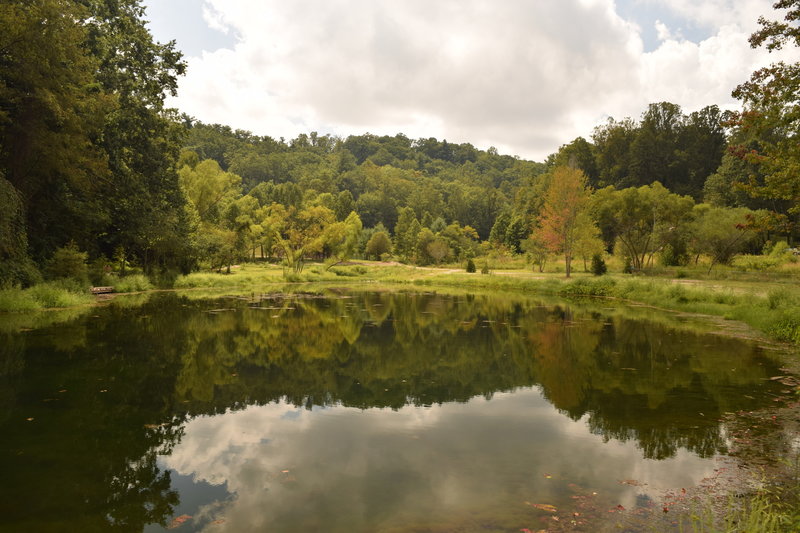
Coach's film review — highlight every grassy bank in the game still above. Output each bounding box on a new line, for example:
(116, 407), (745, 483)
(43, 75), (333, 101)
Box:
(0, 280), (95, 312)
(3, 261), (800, 345)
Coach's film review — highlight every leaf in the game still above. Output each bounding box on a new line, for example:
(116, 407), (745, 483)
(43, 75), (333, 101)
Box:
(167, 514), (192, 529)
(526, 503), (557, 513)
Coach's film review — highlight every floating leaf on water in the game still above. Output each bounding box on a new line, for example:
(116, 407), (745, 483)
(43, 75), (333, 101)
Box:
(543, 473), (552, 479)
(167, 514), (192, 529)
(26, 417), (34, 421)
(525, 502), (557, 513)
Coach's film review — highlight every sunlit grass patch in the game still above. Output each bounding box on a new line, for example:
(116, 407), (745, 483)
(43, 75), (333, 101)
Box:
(113, 274), (153, 293)
(0, 280), (93, 312)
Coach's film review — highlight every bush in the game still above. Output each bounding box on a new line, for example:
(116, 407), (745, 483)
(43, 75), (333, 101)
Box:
(89, 256), (114, 286)
(481, 261), (490, 274)
(733, 254), (782, 271)
(590, 254), (607, 276)
(27, 280), (92, 308)
(622, 257), (633, 274)
(559, 278), (616, 297)
(45, 242), (88, 285)
(114, 274), (153, 293)
(0, 258), (41, 289)
(466, 258), (476, 273)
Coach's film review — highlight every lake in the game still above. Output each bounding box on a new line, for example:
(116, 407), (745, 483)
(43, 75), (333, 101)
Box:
(0, 288), (787, 532)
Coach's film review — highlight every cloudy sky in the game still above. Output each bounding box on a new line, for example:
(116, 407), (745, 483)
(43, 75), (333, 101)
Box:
(143, 0), (798, 161)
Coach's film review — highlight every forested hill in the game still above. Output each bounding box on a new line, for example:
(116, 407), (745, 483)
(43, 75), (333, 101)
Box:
(176, 100), (733, 248)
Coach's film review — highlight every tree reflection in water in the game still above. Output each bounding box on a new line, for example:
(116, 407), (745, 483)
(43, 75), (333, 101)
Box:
(0, 290), (785, 531)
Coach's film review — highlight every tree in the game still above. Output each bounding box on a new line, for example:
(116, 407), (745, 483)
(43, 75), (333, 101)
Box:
(689, 205), (762, 271)
(534, 167), (593, 277)
(730, 0), (800, 239)
(573, 220), (605, 272)
(365, 231), (392, 260)
(629, 102), (685, 190)
(271, 205), (336, 274)
(414, 228), (436, 265)
(522, 230), (549, 273)
(324, 211), (363, 269)
(549, 137), (599, 186)
(83, 0), (190, 272)
(393, 207), (419, 260)
(593, 183), (694, 270)
(0, 0), (111, 262)
(179, 160), (242, 223)
(426, 238), (451, 265)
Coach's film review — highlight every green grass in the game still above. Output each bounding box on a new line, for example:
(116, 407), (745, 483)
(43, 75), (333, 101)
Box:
(113, 274), (154, 293)
(3, 258), (800, 344)
(0, 280), (94, 312)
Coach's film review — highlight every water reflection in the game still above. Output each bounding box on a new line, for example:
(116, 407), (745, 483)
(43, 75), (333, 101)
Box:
(160, 393), (718, 532)
(0, 289), (785, 532)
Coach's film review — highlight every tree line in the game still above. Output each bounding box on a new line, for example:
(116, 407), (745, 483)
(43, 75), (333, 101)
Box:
(1, 0), (799, 287)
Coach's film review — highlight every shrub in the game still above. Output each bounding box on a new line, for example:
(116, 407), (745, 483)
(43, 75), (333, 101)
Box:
(466, 258), (476, 273)
(558, 278), (617, 297)
(590, 254), (607, 276)
(45, 242), (88, 285)
(114, 274), (153, 293)
(622, 257), (634, 274)
(88, 256), (114, 286)
(481, 261), (490, 274)
(27, 280), (92, 308)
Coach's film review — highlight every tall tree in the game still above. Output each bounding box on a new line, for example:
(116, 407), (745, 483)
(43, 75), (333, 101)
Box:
(0, 0), (111, 263)
(534, 167), (593, 277)
(82, 0), (190, 271)
(730, 0), (800, 239)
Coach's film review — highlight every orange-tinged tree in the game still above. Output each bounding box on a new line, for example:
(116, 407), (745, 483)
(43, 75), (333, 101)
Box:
(535, 167), (593, 277)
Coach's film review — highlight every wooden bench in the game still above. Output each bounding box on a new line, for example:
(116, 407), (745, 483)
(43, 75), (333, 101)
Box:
(90, 286), (115, 294)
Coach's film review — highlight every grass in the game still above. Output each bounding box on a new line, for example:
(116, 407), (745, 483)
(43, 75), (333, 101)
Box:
(0, 279), (94, 312)
(3, 257), (800, 345)
(164, 259), (800, 345)
(113, 274), (154, 293)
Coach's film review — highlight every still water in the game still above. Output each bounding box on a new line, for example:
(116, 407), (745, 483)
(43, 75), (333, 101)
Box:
(0, 289), (786, 532)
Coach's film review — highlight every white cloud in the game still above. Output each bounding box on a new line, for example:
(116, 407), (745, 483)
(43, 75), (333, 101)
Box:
(161, 390), (720, 531)
(169, 0), (799, 160)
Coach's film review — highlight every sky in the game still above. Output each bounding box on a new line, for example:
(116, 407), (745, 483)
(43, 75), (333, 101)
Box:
(142, 0), (799, 161)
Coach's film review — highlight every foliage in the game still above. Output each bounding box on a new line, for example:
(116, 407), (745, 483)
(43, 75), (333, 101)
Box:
(45, 242), (89, 285)
(114, 274), (154, 293)
(728, 0), (800, 239)
(591, 254), (607, 276)
(466, 258), (476, 273)
(594, 182), (694, 271)
(534, 167), (594, 277)
(689, 204), (763, 271)
(365, 231), (392, 260)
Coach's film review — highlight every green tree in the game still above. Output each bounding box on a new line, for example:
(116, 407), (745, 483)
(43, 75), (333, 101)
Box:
(393, 207), (419, 261)
(0, 0), (111, 261)
(594, 183), (694, 270)
(689, 205), (762, 271)
(365, 231), (392, 260)
(83, 0), (190, 272)
(729, 0), (800, 238)
(324, 211), (363, 269)
(179, 159), (242, 222)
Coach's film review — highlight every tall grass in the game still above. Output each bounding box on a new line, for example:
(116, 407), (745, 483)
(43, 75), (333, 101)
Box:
(0, 280), (93, 312)
(113, 274), (153, 293)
